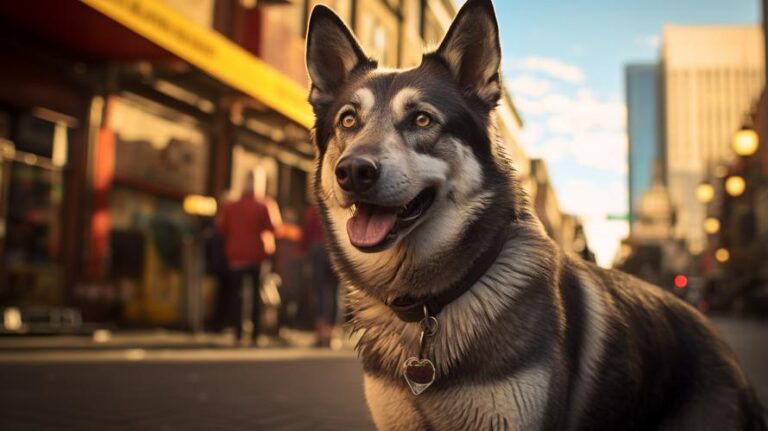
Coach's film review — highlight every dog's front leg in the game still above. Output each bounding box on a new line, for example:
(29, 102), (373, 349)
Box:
(363, 374), (430, 430)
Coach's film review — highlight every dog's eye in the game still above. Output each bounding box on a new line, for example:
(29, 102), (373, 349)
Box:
(414, 113), (432, 128)
(340, 113), (357, 129)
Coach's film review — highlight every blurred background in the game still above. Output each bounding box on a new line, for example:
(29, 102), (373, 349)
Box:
(0, 0), (765, 429)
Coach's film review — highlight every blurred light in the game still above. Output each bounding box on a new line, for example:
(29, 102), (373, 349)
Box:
(733, 126), (759, 156)
(704, 217), (720, 234)
(52, 121), (68, 167)
(125, 349), (147, 361)
(93, 329), (112, 343)
(724, 176), (746, 197)
(715, 248), (730, 263)
(3, 307), (22, 331)
(695, 182), (715, 203)
(713, 165), (729, 178)
(183, 195), (217, 216)
(23, 153), (38, 166)
(688, 241), (705, 256)
(674, 274), (688, 289)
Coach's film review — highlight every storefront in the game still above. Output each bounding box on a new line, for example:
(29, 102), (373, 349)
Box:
(0, 21), (91, 321)
(0, 0), (314, 329)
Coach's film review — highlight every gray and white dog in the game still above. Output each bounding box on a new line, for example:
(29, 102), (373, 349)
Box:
(304, 0), (766, 429)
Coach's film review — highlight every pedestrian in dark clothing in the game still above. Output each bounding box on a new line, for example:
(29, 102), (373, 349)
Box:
(301, 205), (338, 347)
(208, 193), (231, 332)
(217, 173), (274, 343)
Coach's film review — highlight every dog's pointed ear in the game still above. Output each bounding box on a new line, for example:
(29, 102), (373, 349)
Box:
(306, 5), (371, 107)
(435, 0), (502, 106)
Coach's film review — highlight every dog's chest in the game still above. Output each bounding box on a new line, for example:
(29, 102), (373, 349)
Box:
(363, 365), (550, 431)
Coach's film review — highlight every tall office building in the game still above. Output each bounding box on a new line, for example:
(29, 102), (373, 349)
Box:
(626, 64), (661, 232)
(661, 25), (765, 254)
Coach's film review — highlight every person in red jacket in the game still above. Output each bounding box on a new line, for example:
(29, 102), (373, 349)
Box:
(217, 171), (274, 343)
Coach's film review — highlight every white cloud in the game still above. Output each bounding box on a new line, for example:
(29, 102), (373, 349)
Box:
(512, 57), (585, 84)
(507, 74), (552, 97)
(519, 121), (544, 148)
(515, 88), (628, 174)
(504, 57), (629, 266)
(634, 34), (660, 49)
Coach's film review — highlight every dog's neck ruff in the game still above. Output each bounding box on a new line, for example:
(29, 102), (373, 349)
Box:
(388, 226), (510, 322)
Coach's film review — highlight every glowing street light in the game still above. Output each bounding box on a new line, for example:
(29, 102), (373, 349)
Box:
(695, 182), (715, 203)
(704, 217), (720, 234)
(715, 248), (730, 263)
(724, 176), (746, 197)
(183, 194), (218, 216)
(732, 126), (759, 156)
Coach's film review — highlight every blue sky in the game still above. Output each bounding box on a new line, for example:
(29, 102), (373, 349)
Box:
(484, 0), (761, 265)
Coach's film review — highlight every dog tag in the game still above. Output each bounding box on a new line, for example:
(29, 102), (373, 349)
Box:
(403, 357), (436, 396)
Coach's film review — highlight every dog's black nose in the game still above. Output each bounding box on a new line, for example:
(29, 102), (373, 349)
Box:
(335, 156), (379, 193)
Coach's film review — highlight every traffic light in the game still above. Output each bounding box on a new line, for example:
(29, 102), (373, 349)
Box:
(674, 274), (688, 289)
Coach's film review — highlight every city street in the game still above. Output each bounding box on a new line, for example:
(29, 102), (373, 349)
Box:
(0, 316), (765, 431)
(0, 349), (375, 431)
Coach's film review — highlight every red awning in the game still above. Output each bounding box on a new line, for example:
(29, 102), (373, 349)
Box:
(0, 0), (172, 61)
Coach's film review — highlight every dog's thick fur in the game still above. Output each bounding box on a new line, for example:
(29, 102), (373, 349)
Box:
(304, 1), (766, 429)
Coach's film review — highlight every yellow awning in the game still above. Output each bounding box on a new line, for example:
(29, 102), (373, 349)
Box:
(82, 0), (314, 129)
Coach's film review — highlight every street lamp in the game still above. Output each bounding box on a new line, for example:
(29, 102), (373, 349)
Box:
(732, 126), (759, 156)
(715, 248), (730, 263)
(695, 182), (715, 203)
(704, 217), (720, 234)
(724, 176), (746, 197)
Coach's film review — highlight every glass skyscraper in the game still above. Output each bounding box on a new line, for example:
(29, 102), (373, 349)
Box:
(626, 63), (660, 231)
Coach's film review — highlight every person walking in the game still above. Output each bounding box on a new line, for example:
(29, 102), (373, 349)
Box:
(301, 205), (338, 348)
(217, 171), (275, 344)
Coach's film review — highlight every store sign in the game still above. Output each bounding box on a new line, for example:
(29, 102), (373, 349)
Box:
(82, 0), (314, 129)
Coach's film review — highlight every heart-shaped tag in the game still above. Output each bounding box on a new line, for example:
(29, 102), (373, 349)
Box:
(403, 357), (436, 396)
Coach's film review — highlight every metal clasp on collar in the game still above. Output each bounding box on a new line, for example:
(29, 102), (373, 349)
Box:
(402, 305), (439, 396)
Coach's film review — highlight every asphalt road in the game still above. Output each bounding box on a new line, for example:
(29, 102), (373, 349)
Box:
(0, 316), (765, 431)
(710, 316), (768, 406)
(0, 350), (376, 431)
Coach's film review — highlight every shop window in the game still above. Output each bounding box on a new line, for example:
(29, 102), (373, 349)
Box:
(103, 95), (210, 325)
(1, 112), (72, 306)
(111, 94), (209, 196)
(15, 114), (72, 159)
(358, 1), (399, 67)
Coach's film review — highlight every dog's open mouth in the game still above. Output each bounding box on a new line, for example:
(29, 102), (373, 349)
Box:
(346, 187), (436, 252)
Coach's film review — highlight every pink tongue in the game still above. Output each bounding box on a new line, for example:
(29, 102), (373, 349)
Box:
(346, 205), (398, 248)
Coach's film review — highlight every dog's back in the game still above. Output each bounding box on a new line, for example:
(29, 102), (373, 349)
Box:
(563, 261), (766, 430)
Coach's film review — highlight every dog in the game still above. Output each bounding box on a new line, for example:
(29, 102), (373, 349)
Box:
(304, 0), (766, 429)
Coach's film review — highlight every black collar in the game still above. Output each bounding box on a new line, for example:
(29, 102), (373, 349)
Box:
(387, 226), (510, 323)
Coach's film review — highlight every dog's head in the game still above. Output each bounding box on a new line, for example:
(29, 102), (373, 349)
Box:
(306, 0), (524, 297)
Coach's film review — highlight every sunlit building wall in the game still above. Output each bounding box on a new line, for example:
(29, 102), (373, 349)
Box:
(661, 25), (765, 254)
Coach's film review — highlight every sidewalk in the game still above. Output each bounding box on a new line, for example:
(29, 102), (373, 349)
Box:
(0, 327), (358, 353)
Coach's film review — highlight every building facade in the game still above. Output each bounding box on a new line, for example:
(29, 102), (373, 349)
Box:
(626, 63), (661, 232)
(0, 0), (314, 328)
(661, 25), (765, 255)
